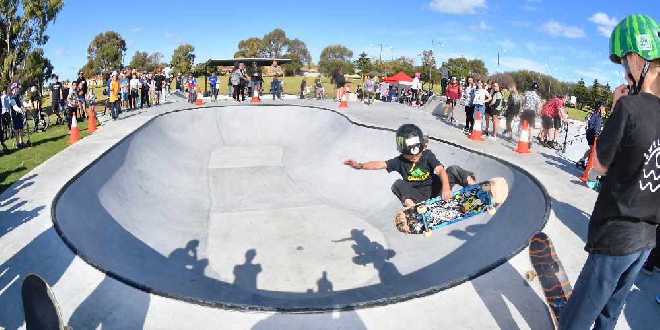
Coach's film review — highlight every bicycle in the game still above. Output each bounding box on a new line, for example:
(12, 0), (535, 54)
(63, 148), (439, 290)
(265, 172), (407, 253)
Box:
(25, 104), (49, 133)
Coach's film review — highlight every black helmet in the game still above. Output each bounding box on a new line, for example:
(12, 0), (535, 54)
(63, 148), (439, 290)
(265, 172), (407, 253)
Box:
(396, 124), (424, 155)
(530, 82), (540, 90)
(594, 100), (606, 109)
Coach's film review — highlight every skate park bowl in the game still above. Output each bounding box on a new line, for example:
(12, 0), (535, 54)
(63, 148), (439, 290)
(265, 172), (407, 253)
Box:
(53, 105), (550, 311)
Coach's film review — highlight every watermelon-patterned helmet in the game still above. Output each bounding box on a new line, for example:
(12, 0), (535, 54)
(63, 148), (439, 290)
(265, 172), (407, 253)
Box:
(610, 14), (660, 64)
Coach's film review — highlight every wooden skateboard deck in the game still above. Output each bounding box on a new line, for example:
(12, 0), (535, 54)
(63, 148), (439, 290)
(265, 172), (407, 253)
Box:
(393, 177), (509, 235)
(22, 273), (70, 330)
(528, 232), (572, 330)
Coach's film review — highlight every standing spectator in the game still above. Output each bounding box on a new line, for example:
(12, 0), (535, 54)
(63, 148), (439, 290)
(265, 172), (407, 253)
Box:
(230, 63), (242, 101)
(129, 73), (140, 110)
(0, 90), (10, 154)
(315, 74), (323, 99)
(300, 78), (307, 99)
(109, 72), (120, 120)
(120, 74), (129, 111)
(364, 74), (376, 105)
(51, 75), (63, 121)
(520, 82), (542, 150)
(443, 77), (461, 122)
(209, 71), (218, 102)
(163, 64), (173, 99)
(503, 84), (522, 141)
(29, 86), (44, 131)
(335, 69), (346, 101)
(149, 73), (156, 105)
(175, 72), (183, 91)
(76, 71), (88, 119)
(331, 66), (341, 101)
(140, 72), (151, 108)
(238, 63), (247, 101)
(227, 71), (233, 97)
(577, 100), (606, 168)
(249, 61), (262, 98)
(66, 81), (79, 132)
(153, 69), (166, 105)
(485, 82), (504, 139)
(186, 74), (197, 103)
(472, 80), (492, 134)
(411, 72), (421, 105)
(559, 14), (660, 329)
(539, 94), (568, 148)
(271, 60), (279, 77)
(9, 83), (26, 148)
(271, 74), (282, 100)
(463, 77), (476, 134)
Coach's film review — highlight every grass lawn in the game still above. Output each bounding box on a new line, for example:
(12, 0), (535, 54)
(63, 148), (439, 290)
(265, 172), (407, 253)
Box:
(0, 114), (93, 194)
(565, 107), (590, 121)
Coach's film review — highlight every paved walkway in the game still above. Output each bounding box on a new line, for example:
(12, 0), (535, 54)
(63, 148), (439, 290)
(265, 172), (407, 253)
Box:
(0, 96), (658, 329)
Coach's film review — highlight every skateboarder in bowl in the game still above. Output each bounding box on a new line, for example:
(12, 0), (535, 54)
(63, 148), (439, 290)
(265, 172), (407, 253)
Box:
(344, 123), (476, 208)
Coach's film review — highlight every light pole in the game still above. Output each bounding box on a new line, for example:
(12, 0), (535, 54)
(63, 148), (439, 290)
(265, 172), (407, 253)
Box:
(430, 40), (445, 89)
(370, 43), (391, 62)
(496, 45), (506, 82)
(544, 62), (558, 97)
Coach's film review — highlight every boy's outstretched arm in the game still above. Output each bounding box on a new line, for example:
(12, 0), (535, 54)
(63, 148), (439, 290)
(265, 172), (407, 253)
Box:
(343, 159), (387, 170)
(434, 165), (452, 200)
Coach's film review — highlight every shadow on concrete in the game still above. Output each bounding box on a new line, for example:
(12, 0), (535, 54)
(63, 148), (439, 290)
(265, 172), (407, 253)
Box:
(451, 224), (551, 329)
(624, 273), (660, 329)
(0, 174), (44, 239)
(68, 275), (151, 330)
(335, 229), (401, 284)
(551, 198), (589, 242)
(233, 249), (262, 291)
(0, 229), (75, 329)
(252, 270), (367, 330)
(540, 153), (583, 178)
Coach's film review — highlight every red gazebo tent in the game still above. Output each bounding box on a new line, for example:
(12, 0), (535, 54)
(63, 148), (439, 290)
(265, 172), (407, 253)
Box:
(382, 72), (413, 83)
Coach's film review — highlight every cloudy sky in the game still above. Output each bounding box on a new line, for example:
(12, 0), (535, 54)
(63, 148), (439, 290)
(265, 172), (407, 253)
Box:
(43, 0), (659, 85)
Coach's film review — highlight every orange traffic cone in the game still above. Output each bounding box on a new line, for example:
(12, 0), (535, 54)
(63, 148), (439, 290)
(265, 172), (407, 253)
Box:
(514, 119), (532, 154)
(338, 87), (348, 108)
(468, 111), (485, 142)
(251, 85), (261, 103)
(580, 137), (598, 182)
(195, 98), (203, 105)
(87, 106), (97, 133)
(68, 111), (80, 145)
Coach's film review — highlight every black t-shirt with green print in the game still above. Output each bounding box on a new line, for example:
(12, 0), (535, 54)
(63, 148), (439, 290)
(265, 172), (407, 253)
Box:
(386, 150), (442, 189)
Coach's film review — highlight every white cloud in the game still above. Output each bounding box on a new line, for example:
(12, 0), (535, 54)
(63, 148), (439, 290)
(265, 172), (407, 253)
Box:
(164, 33), (174, 39)
(472, 20), (491, 31)
(131, 27), (141, 33)
(574, 68), (608, 82)
(499, 57), (546, 72)
(510, 21), (532, 28)
(521, 4), (538, 11)
(429, 0), (486, 15)
(498, 39), (516, 50)
(588, 13), (617, 37)
(453, 35), (476, 43)
(55, 49), (71, 56)
(540, 20), (586, 38)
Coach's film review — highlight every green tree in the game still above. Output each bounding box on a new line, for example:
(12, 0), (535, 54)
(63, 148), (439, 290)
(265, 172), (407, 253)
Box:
(442, 57), (488, 81)
(235, 37), (266, 58)
(17, 47), (53, 91)
(573, 78), (589, 110)
(129, 51), (150, 70)
(318, 44), (354, 76)
(0, 0), (64, 90)
(86, 31), (127, 76)
(171, 44), (196, 75)
(353, 52), (371, 74)
(262, 28), (289, 58)
(282, 38), (311, 76)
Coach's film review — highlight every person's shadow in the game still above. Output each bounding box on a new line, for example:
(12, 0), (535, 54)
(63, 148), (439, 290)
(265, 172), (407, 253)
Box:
(233, 249), (262, 291)
(334, 229), (401, 284)
(317, 271), (333, 294)
(450, 224), (552, 329)
(168, 240), (209, 277)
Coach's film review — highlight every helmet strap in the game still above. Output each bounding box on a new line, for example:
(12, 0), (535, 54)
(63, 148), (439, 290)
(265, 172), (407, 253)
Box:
(622, 57), (651, 95)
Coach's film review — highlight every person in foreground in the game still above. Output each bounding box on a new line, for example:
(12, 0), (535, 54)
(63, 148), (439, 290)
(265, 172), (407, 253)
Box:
(343, 124), (475, 208)
(558, 14), (660, 330)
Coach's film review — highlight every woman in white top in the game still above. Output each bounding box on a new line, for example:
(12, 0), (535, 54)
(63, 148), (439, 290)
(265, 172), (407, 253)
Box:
(472, 80), (492, 133)
(411, 72), (421, 104)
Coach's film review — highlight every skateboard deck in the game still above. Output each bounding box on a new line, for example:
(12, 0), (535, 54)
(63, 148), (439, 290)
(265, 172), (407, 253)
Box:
(528, 232), (572, 330)
(393, 177), (509, 235)
(22, 273), (70, 330)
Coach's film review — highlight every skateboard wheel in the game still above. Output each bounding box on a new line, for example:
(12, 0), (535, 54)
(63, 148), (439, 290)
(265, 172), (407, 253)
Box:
(423, 231), (433, 238)
(417, 205), (428, 214)
(525, 270), (536, 282)
(487, 208), (496, 215)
